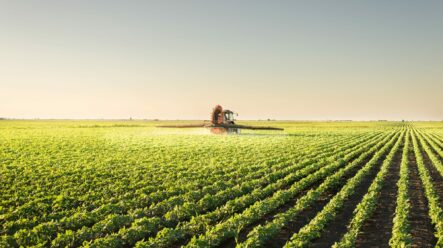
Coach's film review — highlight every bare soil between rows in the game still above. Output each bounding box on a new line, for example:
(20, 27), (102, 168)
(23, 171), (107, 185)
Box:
(429, 133), (443, 151)
(307, 141), (394, 247)
(261, 156), (375, 248)
(354, 141), (403, 247)
(218, 144), (380, 248)
(420, 139), (443, 214)
(409, 137), (436, 247)
(423, 134), (443, 165)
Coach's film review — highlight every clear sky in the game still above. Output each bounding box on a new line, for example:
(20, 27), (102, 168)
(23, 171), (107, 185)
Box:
(1, 1), (442, 120)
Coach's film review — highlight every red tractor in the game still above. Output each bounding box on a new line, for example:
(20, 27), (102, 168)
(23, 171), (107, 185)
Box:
(158, 105), (283, 134)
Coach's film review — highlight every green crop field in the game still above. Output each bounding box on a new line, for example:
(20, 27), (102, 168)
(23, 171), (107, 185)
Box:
(1, 120), (443, 247)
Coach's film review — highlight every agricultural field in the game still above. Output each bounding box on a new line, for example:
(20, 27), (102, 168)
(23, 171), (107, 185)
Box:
(1, 120), (443, 247)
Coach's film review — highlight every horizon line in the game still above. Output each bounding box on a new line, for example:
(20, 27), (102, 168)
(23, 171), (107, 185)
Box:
(1, 118), (442, 122)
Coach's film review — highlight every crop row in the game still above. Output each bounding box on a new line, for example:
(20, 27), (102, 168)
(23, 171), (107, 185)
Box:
(2, 134), (310, 215)
(416, 130), (443, 178)
(4, 132), (379, 247)
(284, 129), (403, 247)
(236, 129), (401, 247)
(389, 129), (412, 247)
(332, 129), (405, 247)
(4, 132), (356, 223)
(88, 132), (391, 248)
(134, 131), (397, 247)
(411, 130), (443, 246)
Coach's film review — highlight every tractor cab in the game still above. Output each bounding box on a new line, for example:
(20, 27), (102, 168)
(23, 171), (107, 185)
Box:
(211, 105), (236, 125)
(222, 110), (236, 124)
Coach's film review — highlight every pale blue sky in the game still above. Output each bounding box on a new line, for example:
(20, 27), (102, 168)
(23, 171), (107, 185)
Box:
(1, 1), (442, 120)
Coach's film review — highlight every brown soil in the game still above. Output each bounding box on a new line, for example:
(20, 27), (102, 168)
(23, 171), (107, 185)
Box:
(408, 139), (436, 247)
(420, 142), (443, 213)
(307, 145), (391, 248)
(170, 138), (375, 248)
(354, 142), (403, 247)
(429, 133), (443, 150)
(263, 196), (331, 248)
(217, 174), (333, 248)
(217, 147), (377, 248)
(262, 151), (377, 248)
(423, 136), (443, 164)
